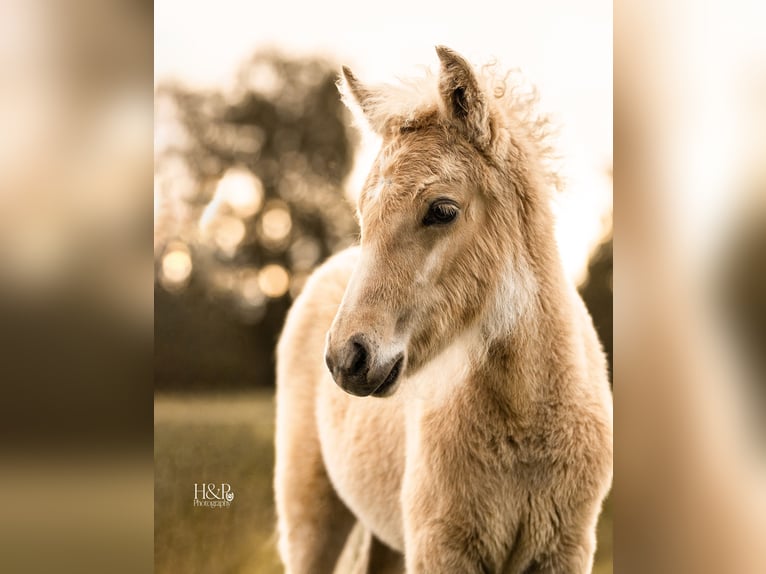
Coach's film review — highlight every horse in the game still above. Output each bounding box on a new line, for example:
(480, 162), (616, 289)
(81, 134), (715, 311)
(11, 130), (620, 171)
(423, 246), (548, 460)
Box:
(274, 46), (613, 573)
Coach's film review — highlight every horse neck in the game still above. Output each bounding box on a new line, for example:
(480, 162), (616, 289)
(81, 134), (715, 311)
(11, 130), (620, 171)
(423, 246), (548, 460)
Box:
(475, 202), (578, 414)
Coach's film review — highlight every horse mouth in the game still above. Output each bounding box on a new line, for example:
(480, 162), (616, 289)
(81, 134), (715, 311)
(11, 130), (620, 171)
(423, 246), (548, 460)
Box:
(372, 356), (404, 397)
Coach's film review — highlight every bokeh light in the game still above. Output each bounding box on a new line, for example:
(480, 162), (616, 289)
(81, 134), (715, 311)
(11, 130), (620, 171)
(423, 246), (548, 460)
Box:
(212, 216), (246, 257)
(216, 167), (264, 218)
(260, 203), (292, 242)
(257, 264), (290, 298)
(160, 243), (192, 291)
(289, 236), (321, 271)
(239, 269), (266, 307)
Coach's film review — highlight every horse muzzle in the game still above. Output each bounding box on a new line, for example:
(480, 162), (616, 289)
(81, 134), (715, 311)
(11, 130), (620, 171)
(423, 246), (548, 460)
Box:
(324, 333), (405, 397)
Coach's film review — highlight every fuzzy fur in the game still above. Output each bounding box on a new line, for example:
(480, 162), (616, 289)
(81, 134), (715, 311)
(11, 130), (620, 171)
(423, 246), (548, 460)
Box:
(275, 47), (613, 573)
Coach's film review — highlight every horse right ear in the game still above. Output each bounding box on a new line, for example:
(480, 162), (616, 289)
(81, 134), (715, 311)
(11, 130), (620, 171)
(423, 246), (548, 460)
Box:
(435, 46), (492, 150)
(339, 66), (385, 134)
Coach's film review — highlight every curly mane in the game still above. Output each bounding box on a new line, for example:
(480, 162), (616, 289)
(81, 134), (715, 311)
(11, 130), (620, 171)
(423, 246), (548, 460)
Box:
(339, 57), (561, 192)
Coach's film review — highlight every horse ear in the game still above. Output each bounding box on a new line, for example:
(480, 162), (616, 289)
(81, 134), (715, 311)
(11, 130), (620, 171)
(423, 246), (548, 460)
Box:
(435, 46), (491, 149)
(340, 66), (384, 134)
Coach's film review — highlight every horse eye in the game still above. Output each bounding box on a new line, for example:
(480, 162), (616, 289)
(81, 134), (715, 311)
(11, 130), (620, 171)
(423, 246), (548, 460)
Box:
(423, 201), (459, 226)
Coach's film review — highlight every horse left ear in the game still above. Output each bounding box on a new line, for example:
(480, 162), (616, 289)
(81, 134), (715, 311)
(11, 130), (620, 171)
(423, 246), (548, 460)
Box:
(435, 46), (492, 150)
(340, 66), (387, 134)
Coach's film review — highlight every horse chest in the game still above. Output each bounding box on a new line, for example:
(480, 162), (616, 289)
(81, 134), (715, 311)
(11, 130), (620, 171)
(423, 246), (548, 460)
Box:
(316, 379), (408, 551)
(315, 337), (479, 552)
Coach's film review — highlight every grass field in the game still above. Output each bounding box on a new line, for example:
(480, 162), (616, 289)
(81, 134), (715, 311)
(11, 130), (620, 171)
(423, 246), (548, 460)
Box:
(155, 393), (612, 574)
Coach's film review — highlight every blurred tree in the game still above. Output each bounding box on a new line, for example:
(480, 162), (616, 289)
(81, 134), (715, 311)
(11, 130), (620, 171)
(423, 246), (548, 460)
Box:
(580, 234), (613, 381)
(579, 166), (613, 382)
(721, 192), (766, 411)
(154, 52), (358, 389)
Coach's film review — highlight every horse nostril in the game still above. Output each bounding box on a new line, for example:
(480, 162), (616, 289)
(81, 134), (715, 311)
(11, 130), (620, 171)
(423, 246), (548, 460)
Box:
(336, 334), (371, 379)
(347, 340), (369, 377)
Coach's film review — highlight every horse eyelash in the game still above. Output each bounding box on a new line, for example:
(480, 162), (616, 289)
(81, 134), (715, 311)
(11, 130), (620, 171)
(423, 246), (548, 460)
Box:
(423, 200), (460, 226)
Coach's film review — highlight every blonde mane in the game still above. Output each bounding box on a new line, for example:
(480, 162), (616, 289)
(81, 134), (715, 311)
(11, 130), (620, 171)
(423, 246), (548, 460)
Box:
(339, 59), (561, 191)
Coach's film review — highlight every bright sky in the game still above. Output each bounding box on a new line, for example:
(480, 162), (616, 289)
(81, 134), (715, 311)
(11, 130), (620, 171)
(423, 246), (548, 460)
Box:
(155, 0), (613, 282)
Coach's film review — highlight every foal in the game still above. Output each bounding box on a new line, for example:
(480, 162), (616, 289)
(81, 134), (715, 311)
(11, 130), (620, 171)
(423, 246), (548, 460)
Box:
(275, 46), (613, 573)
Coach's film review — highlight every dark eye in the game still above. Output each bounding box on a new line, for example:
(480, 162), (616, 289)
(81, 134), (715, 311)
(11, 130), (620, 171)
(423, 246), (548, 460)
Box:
(423, 200), (459, 226)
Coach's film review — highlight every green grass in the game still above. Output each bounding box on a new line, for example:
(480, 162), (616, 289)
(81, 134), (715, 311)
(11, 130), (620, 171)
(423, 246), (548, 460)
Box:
(155, 393), (612, 573)
(594, 492), (613, 574)
(155, 392), (281, 574)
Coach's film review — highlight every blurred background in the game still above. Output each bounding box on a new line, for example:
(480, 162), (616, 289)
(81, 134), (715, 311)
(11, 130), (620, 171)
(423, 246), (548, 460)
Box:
(0, 1), (153, 573)
(614, 1), (766, 572)
(2, 0), (763, 573)
(153, 1), (613, 573)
